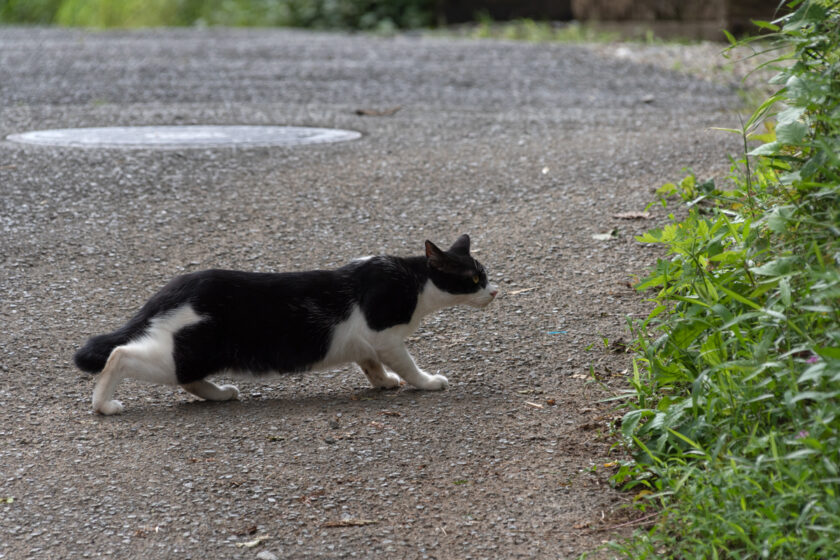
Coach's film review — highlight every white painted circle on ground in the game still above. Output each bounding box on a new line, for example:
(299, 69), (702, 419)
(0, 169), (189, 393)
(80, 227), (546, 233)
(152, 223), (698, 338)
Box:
(6, 125), (361, 148)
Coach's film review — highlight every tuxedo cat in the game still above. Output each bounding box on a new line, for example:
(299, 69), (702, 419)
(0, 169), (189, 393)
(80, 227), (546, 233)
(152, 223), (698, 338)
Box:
(74, 234), (498, 415)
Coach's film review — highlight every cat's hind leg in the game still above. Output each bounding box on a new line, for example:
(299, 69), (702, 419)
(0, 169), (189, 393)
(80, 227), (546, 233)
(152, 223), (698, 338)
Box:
(181, 380), (240, 401)
(358, 359), (402, 389)
(91, 305), (205, 415)
(91, 347), (129, 415)
(92, 342), (178, 415)
(378, 345), (448, 391)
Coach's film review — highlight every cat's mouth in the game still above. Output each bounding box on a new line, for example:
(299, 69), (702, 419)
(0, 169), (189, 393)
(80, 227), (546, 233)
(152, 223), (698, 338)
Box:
(474, 286), (499, 308)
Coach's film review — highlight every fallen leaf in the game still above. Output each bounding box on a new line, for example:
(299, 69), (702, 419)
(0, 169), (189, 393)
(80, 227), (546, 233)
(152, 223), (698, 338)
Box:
(508, 287), (534, 295)
(355, 106), (401, 116)
(297, 490), (326, 505)
(634, 490), (653, 501)
(234, 525), (258, 537)
(379, 410), (402, 417)
(603, 462), (618, 468)
(545, 398), (556, 406)
(133, 525), (161, 538)
(612, 211), (651, 220)
(573, 520), (591, 529)
(592, 229), (618, 241)
(322, 518), (378, 528)
(368, 421), (385, 429)
(571, 373), (589, 380)
(236, 535), (270, 548)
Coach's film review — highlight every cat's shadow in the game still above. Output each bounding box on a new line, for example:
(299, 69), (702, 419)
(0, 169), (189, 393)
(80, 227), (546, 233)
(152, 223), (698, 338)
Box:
(123, 386), (458, 421)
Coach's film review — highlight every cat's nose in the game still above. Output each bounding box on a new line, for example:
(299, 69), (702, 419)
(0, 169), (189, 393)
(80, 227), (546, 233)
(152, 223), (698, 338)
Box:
(490, 289), (499, 298)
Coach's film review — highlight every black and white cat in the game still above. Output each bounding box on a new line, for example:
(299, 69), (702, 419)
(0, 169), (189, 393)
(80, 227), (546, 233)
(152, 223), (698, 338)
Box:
(74, 234), (498, 415)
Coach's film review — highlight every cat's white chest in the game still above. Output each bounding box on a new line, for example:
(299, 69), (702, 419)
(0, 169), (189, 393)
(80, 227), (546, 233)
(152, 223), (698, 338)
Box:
(315, 305), (420, 370)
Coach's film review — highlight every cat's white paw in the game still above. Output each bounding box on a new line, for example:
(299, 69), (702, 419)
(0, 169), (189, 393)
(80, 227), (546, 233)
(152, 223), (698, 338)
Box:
(217, 384), (240, 401)
(376, 371), (402, 389)
(422, 374), (449, 391)
(94, 399), (124, 415)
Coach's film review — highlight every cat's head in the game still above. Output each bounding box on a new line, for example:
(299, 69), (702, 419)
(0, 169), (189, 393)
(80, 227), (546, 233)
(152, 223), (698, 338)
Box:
(425, 234), (499, 308)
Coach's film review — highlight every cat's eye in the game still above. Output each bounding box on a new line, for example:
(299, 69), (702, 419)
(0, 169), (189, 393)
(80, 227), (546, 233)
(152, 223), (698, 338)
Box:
(472, 275), (480, 284)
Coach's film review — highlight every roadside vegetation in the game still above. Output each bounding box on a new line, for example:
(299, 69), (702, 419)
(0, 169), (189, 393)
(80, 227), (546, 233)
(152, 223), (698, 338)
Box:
(611, 1), (840, 557)
(0, 0), (433, 30)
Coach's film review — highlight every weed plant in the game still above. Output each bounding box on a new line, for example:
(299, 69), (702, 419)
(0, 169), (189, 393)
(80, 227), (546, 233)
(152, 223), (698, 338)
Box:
(612, 1), (840, 558)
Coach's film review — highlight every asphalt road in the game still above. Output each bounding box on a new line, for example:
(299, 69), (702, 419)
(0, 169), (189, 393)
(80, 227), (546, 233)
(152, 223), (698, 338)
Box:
(0, 27), (740, 559)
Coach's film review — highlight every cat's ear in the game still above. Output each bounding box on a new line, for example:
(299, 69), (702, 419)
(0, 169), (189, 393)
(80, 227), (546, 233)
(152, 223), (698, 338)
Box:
(449, 234), (471, 256)
(425, 240), (445, 261)
(426, 240), (458, 272)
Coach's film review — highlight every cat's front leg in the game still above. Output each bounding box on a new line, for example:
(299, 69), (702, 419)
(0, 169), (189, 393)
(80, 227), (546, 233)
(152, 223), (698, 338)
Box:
(379, 344), (448, 391)
(181, 380), (240, 401)
(357, 359), (402, 389)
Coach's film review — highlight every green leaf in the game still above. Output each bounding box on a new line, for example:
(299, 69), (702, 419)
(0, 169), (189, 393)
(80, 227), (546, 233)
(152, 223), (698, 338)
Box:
(749, 141), (781, 156)
(797, 363), (826, 384)
(750, 257), (797, 277)
(800, 305), (835, 313)
(751, 20), (780, 31)
(745, 92), (785, 132)
(632, 435), (664, 466)
(622, 409), (653, 438)
(779, 277), (791, 306)
(815, 347), (840, 361)
(791, 391), (839, 403)
(722, 29), (737, 46)
(775, 119), (808, 145)
(776, 105), (806, 126)
(766, 206), (795, 234)
(668, 428), (704, 451)
(711, 126), (746, 135)
(718, 285), (762, 311)
(784, 449), (818, 460)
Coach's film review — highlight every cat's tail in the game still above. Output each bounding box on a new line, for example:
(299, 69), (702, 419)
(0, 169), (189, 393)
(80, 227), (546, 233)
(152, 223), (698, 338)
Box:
(73, 318), (147, 373)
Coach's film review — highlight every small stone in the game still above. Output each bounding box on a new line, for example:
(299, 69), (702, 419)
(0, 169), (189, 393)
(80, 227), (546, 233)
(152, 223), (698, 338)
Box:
(256, 552), (278, 560)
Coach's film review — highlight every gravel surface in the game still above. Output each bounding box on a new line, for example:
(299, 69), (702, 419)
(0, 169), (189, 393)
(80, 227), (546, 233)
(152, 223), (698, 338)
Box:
(0, 27), (744, 559)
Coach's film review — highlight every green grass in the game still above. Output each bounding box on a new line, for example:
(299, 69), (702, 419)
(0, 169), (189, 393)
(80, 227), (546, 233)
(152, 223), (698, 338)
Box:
(609, 1), (840, 558)
(0, 0), (434, 29)
(462, 17), (619, 43)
